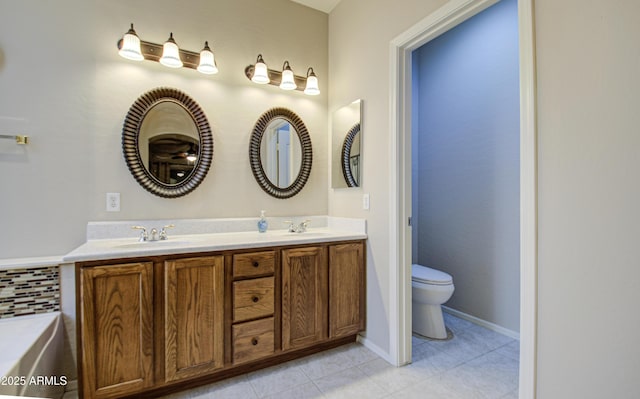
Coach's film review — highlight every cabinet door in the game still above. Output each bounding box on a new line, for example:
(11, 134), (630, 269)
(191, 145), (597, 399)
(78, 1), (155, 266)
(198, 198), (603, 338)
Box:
(80, 262), (154, 399)
(164, 256), (225, 382)
(329, 242), (366, 338)
(281, 246), (328, 350)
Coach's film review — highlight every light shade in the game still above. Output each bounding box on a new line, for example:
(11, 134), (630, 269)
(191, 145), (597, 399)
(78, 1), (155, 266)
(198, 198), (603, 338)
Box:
(118, 24), (144, 61)
(197, 41), (218, 74)
(279, 61), (297, 91)
(160, 33), (183, 68)
(304, 67), (320, 95)
(252, 54), (270, 84)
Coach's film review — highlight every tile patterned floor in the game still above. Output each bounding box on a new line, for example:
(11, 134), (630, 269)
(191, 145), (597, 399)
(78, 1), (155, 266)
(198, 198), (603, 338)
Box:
(64, 313), (519, 399)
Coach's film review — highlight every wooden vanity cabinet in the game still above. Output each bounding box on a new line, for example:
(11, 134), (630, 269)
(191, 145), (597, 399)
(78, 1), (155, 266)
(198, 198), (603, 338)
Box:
(281, 246), (328, 350)
(229, 250), (277, 365)
(164, 256), (225, 382)
(77, 240), (365, 399)
(78, 262), (154, 399)
(329, 243), (366, 338)
(281, 242), (366, 349)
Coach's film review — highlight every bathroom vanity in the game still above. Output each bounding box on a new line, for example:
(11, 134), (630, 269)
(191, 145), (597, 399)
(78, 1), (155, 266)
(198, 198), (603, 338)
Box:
(67, 218), (366, 399)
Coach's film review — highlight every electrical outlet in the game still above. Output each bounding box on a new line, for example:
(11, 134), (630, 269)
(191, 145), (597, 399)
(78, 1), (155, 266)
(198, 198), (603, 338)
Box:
(363, 193), (370, 210)
(106, 193), (120, 212)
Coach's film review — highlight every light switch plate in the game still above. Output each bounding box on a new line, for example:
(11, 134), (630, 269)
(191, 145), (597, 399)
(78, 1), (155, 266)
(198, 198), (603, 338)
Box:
(363, 193), (370, 210)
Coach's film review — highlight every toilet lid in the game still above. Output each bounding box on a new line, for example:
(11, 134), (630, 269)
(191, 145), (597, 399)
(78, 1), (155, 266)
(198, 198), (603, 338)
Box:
(412, 264), (453, 285)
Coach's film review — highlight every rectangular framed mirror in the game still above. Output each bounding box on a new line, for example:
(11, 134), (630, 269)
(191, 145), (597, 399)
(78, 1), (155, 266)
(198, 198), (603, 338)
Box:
(331, 99), (362, 188)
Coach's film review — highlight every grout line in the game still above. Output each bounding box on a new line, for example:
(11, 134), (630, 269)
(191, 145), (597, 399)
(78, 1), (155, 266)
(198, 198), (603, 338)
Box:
(294, 359), (334, 399)
(245, 372), (262, 399)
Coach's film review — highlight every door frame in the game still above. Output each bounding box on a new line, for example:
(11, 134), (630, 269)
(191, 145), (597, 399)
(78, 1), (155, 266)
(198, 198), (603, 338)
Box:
(388, 0), (537, 398)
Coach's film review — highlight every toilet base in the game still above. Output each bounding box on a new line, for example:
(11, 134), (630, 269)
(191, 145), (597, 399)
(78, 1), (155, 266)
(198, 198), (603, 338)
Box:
(412, 302), (447, 339)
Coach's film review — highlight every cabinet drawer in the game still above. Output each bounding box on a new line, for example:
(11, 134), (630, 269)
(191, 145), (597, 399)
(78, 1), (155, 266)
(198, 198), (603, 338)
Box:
(233, 251), (275, 278)
(233, 277), (274, 322)
(232, 317), (275, 364)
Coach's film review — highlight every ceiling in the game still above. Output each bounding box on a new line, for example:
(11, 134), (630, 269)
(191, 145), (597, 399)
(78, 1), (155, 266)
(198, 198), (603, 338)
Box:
(289, 0), (342, 13)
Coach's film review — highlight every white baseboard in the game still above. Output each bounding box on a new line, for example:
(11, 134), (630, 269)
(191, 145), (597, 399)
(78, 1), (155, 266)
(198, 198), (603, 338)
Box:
(443, 306), (520, 340)
(357, 334), (393, 364)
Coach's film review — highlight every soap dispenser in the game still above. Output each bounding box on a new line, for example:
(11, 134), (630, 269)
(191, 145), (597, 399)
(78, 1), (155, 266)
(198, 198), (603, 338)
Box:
(257, 210), (268, 233)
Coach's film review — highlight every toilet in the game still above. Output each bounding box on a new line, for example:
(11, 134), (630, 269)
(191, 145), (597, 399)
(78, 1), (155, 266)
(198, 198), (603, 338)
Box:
(412, 264), (455, 339)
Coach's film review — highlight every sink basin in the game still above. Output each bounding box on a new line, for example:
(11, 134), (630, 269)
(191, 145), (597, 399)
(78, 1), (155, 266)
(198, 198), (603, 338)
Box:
(113, 240), (195, 249)
(270, 230), (332, 238)
(293, 232), (332, 237)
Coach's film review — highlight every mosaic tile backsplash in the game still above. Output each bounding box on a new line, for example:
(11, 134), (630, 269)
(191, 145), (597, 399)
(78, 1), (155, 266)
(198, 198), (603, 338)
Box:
(0, 265), (60, 318)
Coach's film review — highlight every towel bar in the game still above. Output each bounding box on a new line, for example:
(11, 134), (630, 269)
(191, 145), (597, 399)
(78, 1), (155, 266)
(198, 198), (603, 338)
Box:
(0, 134), (28, 144)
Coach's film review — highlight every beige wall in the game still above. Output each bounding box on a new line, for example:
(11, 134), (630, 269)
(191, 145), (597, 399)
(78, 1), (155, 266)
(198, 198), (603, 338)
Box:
(328, 0), (448, 356)
(330, 0), (640, 396)
(0, 0), (328, 259)
(535, 0), (640, 396)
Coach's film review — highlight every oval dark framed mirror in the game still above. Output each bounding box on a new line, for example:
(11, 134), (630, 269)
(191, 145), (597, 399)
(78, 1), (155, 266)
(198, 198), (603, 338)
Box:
(331, 99), (362, 189)
(122, 87), (213, 198)
(341, 122), (361, 187)
(249, 107), (312, 199)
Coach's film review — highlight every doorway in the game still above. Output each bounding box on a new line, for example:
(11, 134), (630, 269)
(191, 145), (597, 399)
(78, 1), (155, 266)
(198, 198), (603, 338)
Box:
(388, 0), (537, 398)
(411, 0), (520, 337)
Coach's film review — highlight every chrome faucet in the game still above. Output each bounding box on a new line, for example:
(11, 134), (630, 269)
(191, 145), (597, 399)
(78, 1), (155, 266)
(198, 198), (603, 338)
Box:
(284, 220), (311, 233)
(297, 220), (311, 233)
(284, 221), (296, 233)
(132, 224), (175, 241)
(159, 224), (174, 240)
(131, 226), (148, 242)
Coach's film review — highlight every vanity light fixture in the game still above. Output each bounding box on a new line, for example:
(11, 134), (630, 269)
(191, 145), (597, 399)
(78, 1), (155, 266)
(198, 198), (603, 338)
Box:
(245, 54), (320, 95)
(117, 24), (218, 75)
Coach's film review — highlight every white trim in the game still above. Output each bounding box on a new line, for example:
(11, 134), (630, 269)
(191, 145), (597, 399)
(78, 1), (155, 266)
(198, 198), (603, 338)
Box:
(443, 306), (520, 340)
(387, 34), (410, 368)
(0, 256), (63, 271)
(357, 334), (393, 364)
(389, 1), (538, 398)
(517, 0), (538, 397)
(388, 0), (500, 368)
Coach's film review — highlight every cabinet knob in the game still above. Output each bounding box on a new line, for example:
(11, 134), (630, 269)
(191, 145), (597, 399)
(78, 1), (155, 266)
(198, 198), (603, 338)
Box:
(252, 296), (259, 303)
(252, 338), (259, 346)
(252, 261), (259, 267)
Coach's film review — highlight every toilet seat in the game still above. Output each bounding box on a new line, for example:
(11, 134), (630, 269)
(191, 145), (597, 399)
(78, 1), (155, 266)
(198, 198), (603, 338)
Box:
(412, 264), (453, 286)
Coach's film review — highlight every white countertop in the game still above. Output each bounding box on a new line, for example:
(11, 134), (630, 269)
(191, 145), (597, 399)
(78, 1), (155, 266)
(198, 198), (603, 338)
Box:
(63, 216), (366, 262)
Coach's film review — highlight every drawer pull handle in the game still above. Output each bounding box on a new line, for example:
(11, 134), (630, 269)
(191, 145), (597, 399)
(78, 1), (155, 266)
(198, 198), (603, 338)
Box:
(252, 296), (259, 303)
(252, 261), (259, 267)
(252, 338), (259, 346)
